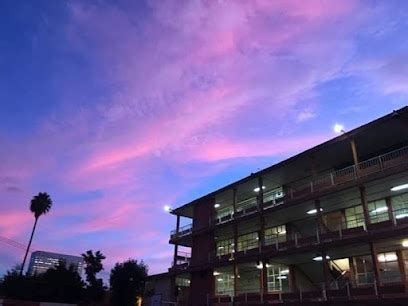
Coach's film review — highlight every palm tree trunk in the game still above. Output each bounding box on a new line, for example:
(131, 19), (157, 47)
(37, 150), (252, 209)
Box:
(20, 217), (38, 276)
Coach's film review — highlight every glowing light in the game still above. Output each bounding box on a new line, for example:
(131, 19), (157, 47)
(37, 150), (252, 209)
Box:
(163, 205), (172, 212)
(277, 275), (287, 280)
(377, 253), (397, 262)
(307, 208), (323, 215)
(213, 271), (220, 276)
(256, 261), (263, 269)
(391, 184), (408, 192)
(313, 255), (330, 261)
(396, 213), (408, 219)
(253, 186), (266, 192)
(372, 206), (388, 213)
(402, 240), (408, 248)
(214, 203), (220, 208)
(333, 123), (345, 134)
(280, 269), (289, 274)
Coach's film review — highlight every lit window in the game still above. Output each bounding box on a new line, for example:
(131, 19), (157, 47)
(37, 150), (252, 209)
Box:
(345, 205), (365, 229)
(368, 200), (389, 224)
(237, 232), (259, 252)
(264, 225), (286, 246)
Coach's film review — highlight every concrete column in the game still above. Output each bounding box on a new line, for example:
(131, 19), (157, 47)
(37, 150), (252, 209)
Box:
(385, 197), (396, 225)
(289, 265), (298, 292)
(348, 257), (356, 287)
(233, 188), (237, 214)
(262, 263), (268, 295)
(173, 215), (181, 266)
(351, 139), (359, 165)
(234, 263), (239, 298)
(396, 250), (407, 284)
(258, 176), (264, 209)
(369, 242), (381, 286)
(315, 199), (325, 234)
(359, 186), (371, 227)
(321, 249), (331, 290)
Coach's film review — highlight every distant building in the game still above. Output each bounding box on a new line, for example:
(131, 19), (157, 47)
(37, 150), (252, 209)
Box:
(27, 250), (84, 276)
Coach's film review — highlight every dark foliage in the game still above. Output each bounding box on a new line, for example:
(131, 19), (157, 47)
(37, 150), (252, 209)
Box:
(109, 259), (148, 306)
(1, 261), (84, 303)
(82, 250), (107, 302)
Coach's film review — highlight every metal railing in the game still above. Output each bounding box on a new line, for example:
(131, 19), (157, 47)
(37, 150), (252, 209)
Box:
(172, 250), (191, 268)
(170, 223), (193, 239)
(288, 145), (408, 200)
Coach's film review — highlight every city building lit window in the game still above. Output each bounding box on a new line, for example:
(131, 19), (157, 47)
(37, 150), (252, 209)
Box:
(267, 264), (290, 292)
(216, 238), (234, 256)
(368, 200), (389, 224)
(377, 252), (400, 283)
(237, 232), (259, 252)
(264, 225), (286, 246)
(354, 255), (375, 286)
(392, 193), (408, 220)
(345, 205), (365, 229)
(215, 267), (234, 296)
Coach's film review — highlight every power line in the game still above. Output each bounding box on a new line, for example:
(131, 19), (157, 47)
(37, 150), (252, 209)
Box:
(0, 235), (29, 252)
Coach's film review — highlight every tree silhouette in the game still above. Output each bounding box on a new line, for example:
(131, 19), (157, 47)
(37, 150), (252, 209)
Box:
(110, 259), (148, 306)
(20, 192), (53, 276)
(81, 250), (106, 302)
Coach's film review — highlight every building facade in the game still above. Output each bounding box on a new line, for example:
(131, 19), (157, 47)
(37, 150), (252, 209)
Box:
(27, 251), (84, 276)
(165, 107), (408, 305)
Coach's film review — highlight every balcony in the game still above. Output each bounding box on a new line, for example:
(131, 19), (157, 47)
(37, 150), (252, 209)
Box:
(286, 145), (408, 201)
(171, 250), (191, 270)
(212, 145), (408, 225)
(170, 223), (192, 240)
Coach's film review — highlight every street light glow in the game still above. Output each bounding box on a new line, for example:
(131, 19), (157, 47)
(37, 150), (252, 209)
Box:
(333, 123), (345, 134)
(163, 205), (172, 212)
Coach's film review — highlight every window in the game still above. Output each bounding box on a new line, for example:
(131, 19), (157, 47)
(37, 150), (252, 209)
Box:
(263, 187), (284, 203)
(345, 205), (365, 229)
(392, 193), (408, 220)
(237, 232), (259, 252)
(353, 255), (374, 285)
(264, 225), (286, 246)
(237, 263), (260, 294)
(368, 200), (389, 223)
(215, 268), (234, 296)
(216, 206), (233, 221)
(378, 252), (401, 283)
(267, 264), (290, 292)
(216, 238), (234, 256)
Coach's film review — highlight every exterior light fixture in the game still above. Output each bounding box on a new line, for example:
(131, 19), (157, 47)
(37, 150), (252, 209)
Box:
(217, 278), (223, 282)
(265, 263), (271, 268)
(307, 208), (323, 215)
(163, 205), (172, 212)
(277, 275), (287, 280)
(213, 271), (220, 276)
(377, 253), (397, 262)
(372, 206), (388, 213)
(280, 269), (289, 275)
(391, 184), (408, 192)
(396, 213), (408, 219)
(333, 123), (345, 134)
(313, 255), (330, 261)
(253, 186), (266, 192)
(214, 203), (220, 208)
(256, 261), (263, 269)
(402, 240), (408, 248)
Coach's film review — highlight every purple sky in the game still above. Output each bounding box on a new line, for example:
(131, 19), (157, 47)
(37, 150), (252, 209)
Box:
(1, 0), (408, 279)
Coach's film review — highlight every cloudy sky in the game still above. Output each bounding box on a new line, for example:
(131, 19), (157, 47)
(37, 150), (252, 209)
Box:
(1, 0), (408, 278)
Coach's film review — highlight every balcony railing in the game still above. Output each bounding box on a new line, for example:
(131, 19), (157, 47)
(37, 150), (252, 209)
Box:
(170, 223), (192, 239)
(172, 250), (191, 269)
(288, 145), (408, 201)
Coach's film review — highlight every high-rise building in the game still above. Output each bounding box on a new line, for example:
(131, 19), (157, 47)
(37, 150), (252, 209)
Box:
(27, 250), (84, 276)
(158, 107), (408, 305)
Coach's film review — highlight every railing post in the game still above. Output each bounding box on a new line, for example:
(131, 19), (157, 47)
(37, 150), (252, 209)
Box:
(374, 279), (378, 297)
(338, 225), (342, 239)
(294, 233), (298, 247)
(330, 173), (334, 186)
(275, 235), (279, 251)
(346, 282), (351, 300)
(310, 181), (314, 193)
(316, 228), (320, 244)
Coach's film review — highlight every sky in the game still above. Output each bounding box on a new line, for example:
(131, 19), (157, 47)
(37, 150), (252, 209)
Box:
(1, 0), (408, 280)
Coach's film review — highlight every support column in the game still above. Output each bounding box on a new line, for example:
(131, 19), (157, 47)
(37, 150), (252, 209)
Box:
(350, 139), (359, 165)
(173, 215), (181, 266)
(396, 250), (407, 284)
(348, 257), (356, 288)
(321, 249), (331, 290)
(232, 188), (238, 257)
(369, 242), (381, 287)
(258, 176), (266, 252)
(234, 263), (239, 298)
(289, 265), (297, 292)
(315, 199), (325, 235)
(258, 176), (264, 209)
(385, 197), (395, 225)
(359, 186), (371, 228)
(262, 263), (268, 295)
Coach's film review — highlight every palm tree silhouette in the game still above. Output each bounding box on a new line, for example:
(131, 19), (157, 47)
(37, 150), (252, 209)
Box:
(20, 192), (53, 276)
